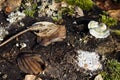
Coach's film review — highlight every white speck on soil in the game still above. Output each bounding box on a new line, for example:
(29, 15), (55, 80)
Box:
(0, 27), (9, 41)
(77, 50), (102, 71)
(6, 11), (25, 24)
(2, 74), (7, 79)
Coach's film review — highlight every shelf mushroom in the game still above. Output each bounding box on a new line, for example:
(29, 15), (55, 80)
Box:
(88, 21), (110, 38)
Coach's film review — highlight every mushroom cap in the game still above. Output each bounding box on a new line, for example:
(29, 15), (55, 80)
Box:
(89, 29), (110, 38)
(88, 21), (99, 29)
(88, 21), (110, 38)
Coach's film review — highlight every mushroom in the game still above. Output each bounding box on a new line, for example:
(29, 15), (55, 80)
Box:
(88, 21), (110, 38)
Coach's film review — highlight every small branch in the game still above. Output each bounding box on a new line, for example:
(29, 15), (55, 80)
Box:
(0, 28), (31, 47)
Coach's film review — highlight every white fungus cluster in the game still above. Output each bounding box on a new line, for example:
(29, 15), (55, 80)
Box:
(6, 11), (25, 23)
(77, 50), (102, 71)
(88, 21), (110, 38)
(0, 27), (9, 41)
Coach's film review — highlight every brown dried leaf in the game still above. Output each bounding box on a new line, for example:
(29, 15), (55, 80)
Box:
(95, 0), (120, 10)
(17, 53), (45, 75)
(0, 0), (5, 11)
(0, 0), (22, 12)
(30, 22), (66, 46)
(107, 9), (120, 21)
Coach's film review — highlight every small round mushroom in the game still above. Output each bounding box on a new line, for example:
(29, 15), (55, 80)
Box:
(88, 21), (110, 38)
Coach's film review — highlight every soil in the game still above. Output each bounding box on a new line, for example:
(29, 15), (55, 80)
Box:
(0, 6), (120, 80)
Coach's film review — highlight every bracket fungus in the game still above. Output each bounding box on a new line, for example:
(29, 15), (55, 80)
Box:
(88, 21), (110, 38)
(17, 53), (45, 75)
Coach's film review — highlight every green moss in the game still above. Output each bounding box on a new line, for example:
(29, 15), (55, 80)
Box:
(22, 2), (38, 17)
(99, 14), (117, 27)
(101, 59), (120, 80)
(111, 30), (120, 35)
(51, 12), (63, 22)
(66, 0), (94, 10)
(61, 7), (74, 16)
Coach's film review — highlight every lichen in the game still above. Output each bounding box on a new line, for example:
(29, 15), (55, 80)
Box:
(77, 50), (102, 71)
(101, 59), (120, 80)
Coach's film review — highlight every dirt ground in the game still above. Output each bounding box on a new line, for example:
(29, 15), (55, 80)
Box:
(0, 6), (120, 80)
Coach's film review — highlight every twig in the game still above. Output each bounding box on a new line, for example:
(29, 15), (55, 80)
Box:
(0, 27), (32, 47)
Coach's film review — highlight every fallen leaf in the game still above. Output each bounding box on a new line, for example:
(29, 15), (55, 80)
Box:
(107, 9), (120, 21)
(30, 22), (66, 46)
(0, 0), (22, 13)
(17, 53), (45, 75)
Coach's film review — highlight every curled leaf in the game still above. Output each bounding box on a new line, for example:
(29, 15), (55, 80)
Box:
(17, 53), (45, 75)
(30, 22), (66, 46)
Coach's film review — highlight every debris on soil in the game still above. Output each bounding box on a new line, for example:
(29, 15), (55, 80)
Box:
(107, 10), (120, 21)
(95, 0), (120, 10)
(0, 0), (5, 11)
(6, 11), (25, 24)
(0, 27), (9, 41)
(17, 53), (45, 75)
(24, 74), (42, 80)
(0, 0), (22, 13)
(88, 20), (110, 38)
(0, 21), (66, 47)
(0, 0), (120, 80)
(94, 74), (103, 80)
(77, 50), (102, 71)
(16, 42), (27, 49)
